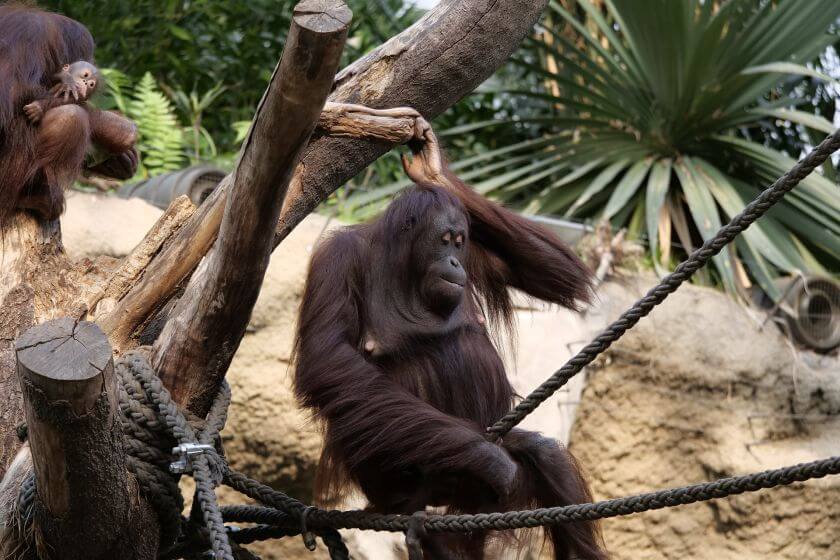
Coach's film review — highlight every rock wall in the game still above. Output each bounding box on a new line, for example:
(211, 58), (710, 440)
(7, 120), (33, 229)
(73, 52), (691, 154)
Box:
(570, 275), (840, 559)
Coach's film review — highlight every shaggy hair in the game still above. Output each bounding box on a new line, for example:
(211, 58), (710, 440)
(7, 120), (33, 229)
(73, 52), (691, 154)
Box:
(294, 171), (606, 559)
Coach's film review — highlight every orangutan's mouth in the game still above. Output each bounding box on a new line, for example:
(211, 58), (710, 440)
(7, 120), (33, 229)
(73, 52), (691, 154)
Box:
(440, 277), (465, 288)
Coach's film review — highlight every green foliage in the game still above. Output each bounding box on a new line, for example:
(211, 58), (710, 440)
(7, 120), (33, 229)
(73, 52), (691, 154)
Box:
(100, 70), (187, 178)
(41, 0), (422, 155)
(165, 82), (227, 163)
(129, 73), (187, 176)
(353, 0), (840, 299)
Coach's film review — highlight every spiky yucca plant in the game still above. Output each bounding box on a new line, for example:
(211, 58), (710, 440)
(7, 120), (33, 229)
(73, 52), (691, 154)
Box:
(352, 0), (840, 299)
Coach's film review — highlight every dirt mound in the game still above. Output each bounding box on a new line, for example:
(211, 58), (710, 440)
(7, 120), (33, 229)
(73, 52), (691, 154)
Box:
(570, 275), (840, 559)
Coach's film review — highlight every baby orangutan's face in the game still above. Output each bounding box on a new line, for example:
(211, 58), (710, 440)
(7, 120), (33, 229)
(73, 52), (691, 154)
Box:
(53, 61), (100, 102)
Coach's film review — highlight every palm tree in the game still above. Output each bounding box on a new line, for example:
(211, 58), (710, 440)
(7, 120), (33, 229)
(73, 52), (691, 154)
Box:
(354, 0), (840, 299)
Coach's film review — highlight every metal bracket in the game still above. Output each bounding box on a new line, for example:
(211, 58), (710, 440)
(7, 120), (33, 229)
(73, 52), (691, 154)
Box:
(169, 443), (216, 474)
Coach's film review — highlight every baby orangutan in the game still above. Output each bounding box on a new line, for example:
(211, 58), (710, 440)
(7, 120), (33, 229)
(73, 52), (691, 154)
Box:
(0, 5), (140, 224)
(23, 61), (101, 124)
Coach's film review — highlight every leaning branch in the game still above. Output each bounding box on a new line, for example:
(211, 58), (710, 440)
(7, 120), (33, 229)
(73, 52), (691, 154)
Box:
(274, 0), (550, 245)
(150, 0), (352, 413)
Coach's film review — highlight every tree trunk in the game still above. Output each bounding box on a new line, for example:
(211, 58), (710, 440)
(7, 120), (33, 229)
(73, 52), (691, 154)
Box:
(0, 214), (89, 477)
(151, 0), (352, 415)
(16, 318), (157, 559)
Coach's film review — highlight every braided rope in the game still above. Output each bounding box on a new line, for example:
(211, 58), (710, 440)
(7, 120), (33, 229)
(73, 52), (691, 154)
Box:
(486, 129), (840, 438)
(119, 350), (237, 560)
(117, 352), (349, 559)
(223, 454), (840, 533)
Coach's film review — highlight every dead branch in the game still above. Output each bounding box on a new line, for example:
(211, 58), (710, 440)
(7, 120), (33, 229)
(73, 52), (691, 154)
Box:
(96, 184), (226, 353)
(317, 102), (420, 143)
(89, 195), (195, 321)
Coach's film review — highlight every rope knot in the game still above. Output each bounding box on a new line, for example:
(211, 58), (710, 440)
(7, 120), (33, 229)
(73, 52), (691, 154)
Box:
(300, 505), (318, 551)
(405, 510), (428, 560)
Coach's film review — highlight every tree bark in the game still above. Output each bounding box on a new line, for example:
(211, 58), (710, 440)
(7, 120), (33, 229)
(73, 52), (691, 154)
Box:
(15, 318), (157, 560)
(89, 195), (195, 328)
(274, 0), (550, 244)
(151, 0), (352, 414)
(96, 187), (224, 354)
(0, 214), (88, 478)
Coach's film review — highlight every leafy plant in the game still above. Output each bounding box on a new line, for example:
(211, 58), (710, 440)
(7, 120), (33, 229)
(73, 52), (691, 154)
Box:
(355, 0), (840, 299)
(165, 82), (227, 163)
(128, 73), (187, 176)
(100, 69), (187, 178)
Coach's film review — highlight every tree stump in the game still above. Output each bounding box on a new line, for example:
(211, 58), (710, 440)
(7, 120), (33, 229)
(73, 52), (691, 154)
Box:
(16, 318), (157, 560)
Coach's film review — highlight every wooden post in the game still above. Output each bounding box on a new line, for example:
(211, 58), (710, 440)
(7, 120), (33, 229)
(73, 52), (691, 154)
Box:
(15, 318), (157, 560)
(151, 0), (352, 414)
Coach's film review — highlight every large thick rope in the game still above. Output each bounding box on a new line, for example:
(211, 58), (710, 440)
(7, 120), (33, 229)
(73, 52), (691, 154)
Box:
(213, 454), (840, 532)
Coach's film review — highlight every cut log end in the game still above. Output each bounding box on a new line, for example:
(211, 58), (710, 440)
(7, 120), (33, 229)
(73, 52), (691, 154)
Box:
(14, 318), (156, 559)
(16, 318), (111, 412)
(294, 0), (352, 33)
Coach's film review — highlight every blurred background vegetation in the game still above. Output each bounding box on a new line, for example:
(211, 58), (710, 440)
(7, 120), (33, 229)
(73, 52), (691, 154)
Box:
(41, 0), (839, 300)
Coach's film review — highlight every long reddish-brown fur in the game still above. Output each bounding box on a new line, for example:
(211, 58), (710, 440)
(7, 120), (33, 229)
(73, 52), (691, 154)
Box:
(294, 167), (607, 559)
(0, 4), (137, 225)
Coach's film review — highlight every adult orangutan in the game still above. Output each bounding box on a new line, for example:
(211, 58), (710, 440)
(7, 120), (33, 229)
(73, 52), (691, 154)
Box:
(294, 125), (607, 559)
(0, 5), (138, 225)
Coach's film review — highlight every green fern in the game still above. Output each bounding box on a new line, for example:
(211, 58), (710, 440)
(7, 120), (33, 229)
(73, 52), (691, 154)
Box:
(98, 68), (130, 114)
(127, 73), (186, 176)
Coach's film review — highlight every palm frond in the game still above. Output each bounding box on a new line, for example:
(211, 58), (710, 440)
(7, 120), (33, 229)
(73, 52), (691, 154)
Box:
(440, 0), (840, 299)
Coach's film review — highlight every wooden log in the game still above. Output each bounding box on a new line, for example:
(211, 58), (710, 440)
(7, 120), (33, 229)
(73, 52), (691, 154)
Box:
(274, 0), (549, 245)
(15, 318), (157, 560)
(151, 0), (352, 413)
(97, 185), (225, 353)
(89, 195), (195, 327)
